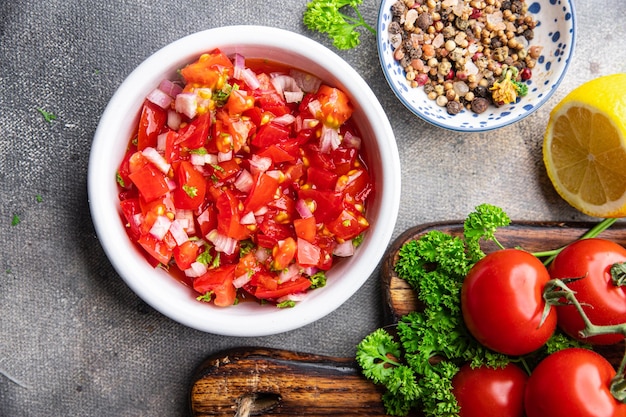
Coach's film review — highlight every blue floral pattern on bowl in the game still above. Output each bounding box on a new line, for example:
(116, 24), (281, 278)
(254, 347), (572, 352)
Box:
(377, 0), (576, 132)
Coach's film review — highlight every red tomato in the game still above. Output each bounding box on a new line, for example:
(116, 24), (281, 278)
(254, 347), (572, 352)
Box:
(326, 203), (369, 241)
(193, 264), (237, 307)
(128, 163), (169, 203)
(172, 161), (206, 210)
(173, 241), (200, 270)
(549, 238), (626, 345)
(525, 348), (626, 417)
(294, 216), (317, 242)
(252, 121), (291, 147)
(452, 363), (527, 417)
(176, 112), (211, 150)
(215, 189), (250, 241)
(315, 85), (353, 128)
(226, 89), (255, 115)
(255, 277), (311, 300)
(461, 249), (557, 356)
(244, 173), (279, 214)
(137, 101), (167, 151)
(272, 237), (297, 270)
(179, 49), (233, 88)
(137, 233), (172, 266)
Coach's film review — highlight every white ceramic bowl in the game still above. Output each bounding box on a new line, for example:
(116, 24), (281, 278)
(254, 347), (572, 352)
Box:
(88, 25), (401, 336)
(378, 0), (576, 132)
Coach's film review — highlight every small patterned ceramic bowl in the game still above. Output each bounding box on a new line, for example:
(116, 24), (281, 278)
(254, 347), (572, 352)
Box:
(377, 0), (576, 132)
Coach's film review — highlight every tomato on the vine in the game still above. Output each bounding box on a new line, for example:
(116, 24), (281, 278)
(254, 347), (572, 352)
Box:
(549, 238), (626, 345)
(525, 348), (626, 417)
(461, 248), (557, 356)
(452, 363), (527, 417)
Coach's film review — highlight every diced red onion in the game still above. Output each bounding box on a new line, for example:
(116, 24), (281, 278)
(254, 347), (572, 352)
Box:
(190, 153), (206, 166)
(146, 88), (173, 109)
(233, 273), (252, 289)
(249, 154), (272, 174)
(218, 150), (232, 162)
(265, 170), (283, 181)
(239, 211), (256, 225)
(302, 266), (319, 276)
(277, 292), (308, 303)
(142, 147), (171, 174)
(242, 68), (260, 90)
(206, 229), (237, 255)
(132, 213), (143, 228)
(175, 93), (198, 119)
(185, 261), (208, 278)
(158, 79), (183, 97)
(319, 125), (341, 153)
(333, 240), (355, 257)
(166, 178), (177, 191)
(295, 198), (313, 219)
(156, 132), (168, 152)
(255, 247), (270, 263)
(234, 169), (254, 193)
(163, 194), (176, 213)
(289, 69), (322, 93)
(167, 109), (182, 130)
(342, 130), (362, 149)
(278, 263), (301, 284)
(307, 99), (322, 117)
(175, 209), (195, 234)
(272, 114), (296, 126)
(232, 53), (246, 79)
(271, 75), (303, 103)
(149, 215), (172, 240)
(284, 91), (304, 103)
(169, 219), (189, 246)
(254, 206), (268, 216)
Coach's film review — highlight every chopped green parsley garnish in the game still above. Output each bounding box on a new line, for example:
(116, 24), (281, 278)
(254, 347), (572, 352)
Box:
(37, 108), (57, 123)
(11, 215), (20, 226)
(183, 184), (198, 198)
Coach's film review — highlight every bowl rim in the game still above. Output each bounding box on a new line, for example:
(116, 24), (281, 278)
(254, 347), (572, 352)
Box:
(88, 25), (402, 336)
(376, 0), (577, 132)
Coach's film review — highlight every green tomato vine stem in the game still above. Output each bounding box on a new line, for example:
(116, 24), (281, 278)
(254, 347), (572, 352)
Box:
(532, 218), (619, 265)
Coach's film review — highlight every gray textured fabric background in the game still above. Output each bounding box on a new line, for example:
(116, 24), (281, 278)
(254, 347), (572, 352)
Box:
(1, 0), (625, 416)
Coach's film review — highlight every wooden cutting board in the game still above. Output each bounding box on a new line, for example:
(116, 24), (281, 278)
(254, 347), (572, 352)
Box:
(189, 221), (626, 416)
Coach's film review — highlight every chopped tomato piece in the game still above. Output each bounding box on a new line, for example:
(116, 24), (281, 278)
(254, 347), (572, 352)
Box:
(193, 264), (237, 307)
(128, 163), (170, 203)
(226, 89), (255, 115)
(307, 166), (338, 190)
(180, 49), (234, 88)
(137, 101), (167, 151)
(244, 173), (280, 214)
(176, 112), (211, 150)
(172, 161), (206, 210)
(335, 168), (373, 203)
(215, 189), (250, 240)
(252, 121), (290, 148)
(137, 233), (173, 265)
(294, 216), (316, 242)
(297, 188), (343, 224)
(326, 204), (369, 241)
(255, 277), (311, 300)
(315, 85), (353, 128)
(173, 241), (200, 270)
(272, 237), (297, 270)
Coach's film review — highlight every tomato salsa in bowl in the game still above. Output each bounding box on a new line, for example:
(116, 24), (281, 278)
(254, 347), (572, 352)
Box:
(88, 26), (401, 336)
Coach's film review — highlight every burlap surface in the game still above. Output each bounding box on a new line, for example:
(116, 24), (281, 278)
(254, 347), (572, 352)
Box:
(1, 0), (625, 415)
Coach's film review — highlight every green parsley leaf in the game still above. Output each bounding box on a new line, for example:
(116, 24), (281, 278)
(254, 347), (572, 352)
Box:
(116, 171), (126, 188)
(11, 215), (20, 226)
(37, 108), (57, 123)
(196, 292), (213, 303)
(309, 271), (327, 289)
(303, 0), (376, 50)
(277, 300), (296, 308)
(183, 184), (198, 198)
(35, 194), (43, 203)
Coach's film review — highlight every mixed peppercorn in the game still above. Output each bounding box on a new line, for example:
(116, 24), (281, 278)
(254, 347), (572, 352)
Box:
(389, 0), (541, 115)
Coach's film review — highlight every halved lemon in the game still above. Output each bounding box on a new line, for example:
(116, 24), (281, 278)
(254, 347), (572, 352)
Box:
(543, 73), (626, 218)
